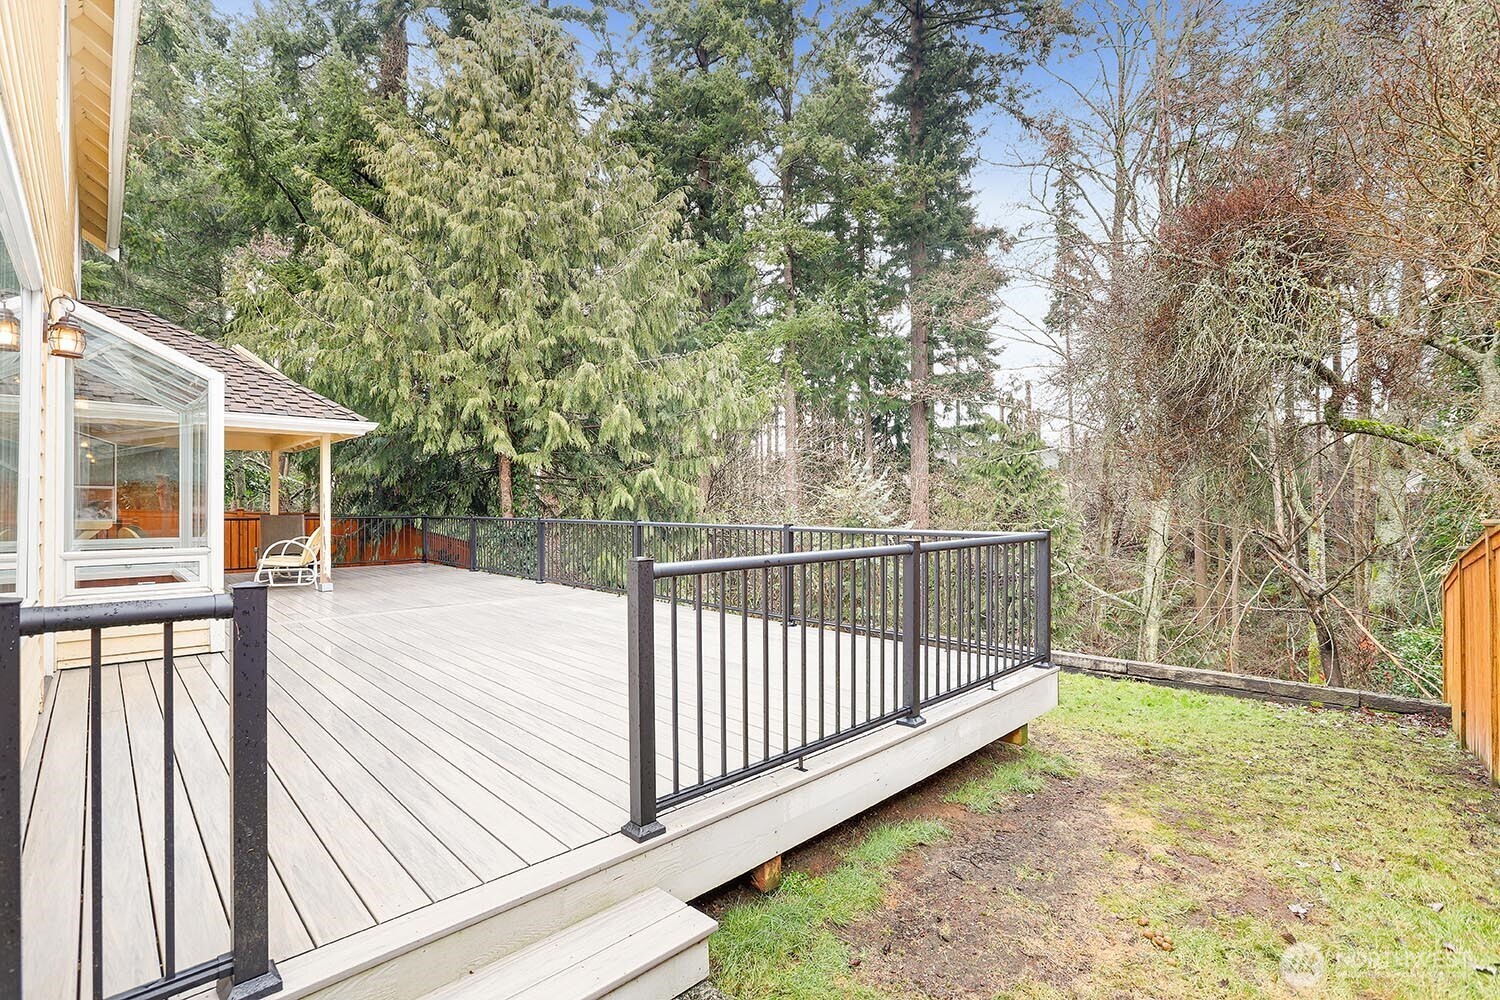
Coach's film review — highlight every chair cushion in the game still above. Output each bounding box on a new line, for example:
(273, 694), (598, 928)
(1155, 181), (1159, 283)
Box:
(261, 555), (309, 568)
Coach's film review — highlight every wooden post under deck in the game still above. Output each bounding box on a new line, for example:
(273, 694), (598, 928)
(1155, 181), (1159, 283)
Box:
(317, 434), (333, 591)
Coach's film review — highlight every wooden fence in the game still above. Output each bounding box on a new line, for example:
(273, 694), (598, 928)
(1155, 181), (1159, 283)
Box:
(224, 511), (434, 572)
(1443, 523), (1500, 784)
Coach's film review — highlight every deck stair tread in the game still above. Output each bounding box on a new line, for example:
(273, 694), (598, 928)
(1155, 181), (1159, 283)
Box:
(416, 889), (716, 1000)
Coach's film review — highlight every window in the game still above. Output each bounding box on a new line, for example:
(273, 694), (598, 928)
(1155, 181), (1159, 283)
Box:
(0, 231), (19, 594)
(64, 319), (211, 591)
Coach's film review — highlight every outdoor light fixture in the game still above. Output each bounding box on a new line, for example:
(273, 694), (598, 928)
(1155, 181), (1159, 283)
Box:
(46, 296), (85, 359)
(0, 302), (18, 352)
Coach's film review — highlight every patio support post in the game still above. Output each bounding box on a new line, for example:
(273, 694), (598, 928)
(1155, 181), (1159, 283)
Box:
(780, 523), (794, 626)
(316, 435), (333, 592)
(1034, 531), (1051, 662)
(632, 520), (643, 558)
(219, 582), (281, 1000)
(468, 518), (478, 572)
(0, 598), (20, 998)
(535, 519), (546, 584)
(622, 557), (665, 842)
(899, 538), (925, 727)
(267, 448), (280, 516)
(420, 517), (429, 564)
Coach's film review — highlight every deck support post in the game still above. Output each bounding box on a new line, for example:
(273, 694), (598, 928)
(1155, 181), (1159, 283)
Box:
(468, 518), (479, 572)
(535, 519), (547, 584)
(899, 537), (925, 727)
(750, 855), (782, 893)
(1034, 531), (1051, 663)
(267, 448), (280, 516)
(622, 556), (665, 842)
(0, 598), (20, 998)
(220, 582), (282, 1000)
(420, 516), (429, 564)
(632, 520), (643, 558)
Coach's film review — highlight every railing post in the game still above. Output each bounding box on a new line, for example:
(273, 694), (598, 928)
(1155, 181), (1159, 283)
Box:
(780, 523), (794, 626)
(899, 538), (925, 727)
(468, 517), (479, 572)
(535, 519), (547, 584)
(0, 598), (19, 998)
(1034, 531), (1051, 663)
(420, 516), (429, 564)
(220, 582), (281, 1000)
(632, 520), (643, 558)
(621, 557), (665, 842)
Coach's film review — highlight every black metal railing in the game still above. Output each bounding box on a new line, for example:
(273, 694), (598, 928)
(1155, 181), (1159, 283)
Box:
(0, 584), (280, 1000)
(257, 514), (1050, 843)
(620, 530), (1051, 841)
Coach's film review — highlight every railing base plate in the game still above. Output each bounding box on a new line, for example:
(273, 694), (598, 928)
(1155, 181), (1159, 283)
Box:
(897, 715), (926, 728)
(217, 964), (282, 1000)
(621, 820), (666, 842)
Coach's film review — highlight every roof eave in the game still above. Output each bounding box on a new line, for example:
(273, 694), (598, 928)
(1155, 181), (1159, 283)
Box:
(103, 0), (143, 254)
(224, 411), (379, 439)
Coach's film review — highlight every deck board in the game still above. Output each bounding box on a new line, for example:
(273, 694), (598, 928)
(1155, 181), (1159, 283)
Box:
(21, 564), (919, 999)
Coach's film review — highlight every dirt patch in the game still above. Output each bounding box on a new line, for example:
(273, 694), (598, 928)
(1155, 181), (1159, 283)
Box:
(695, 737), (1299, 999)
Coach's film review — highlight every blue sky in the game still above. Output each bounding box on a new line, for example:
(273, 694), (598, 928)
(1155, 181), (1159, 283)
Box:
(203, 0), (1083, 399)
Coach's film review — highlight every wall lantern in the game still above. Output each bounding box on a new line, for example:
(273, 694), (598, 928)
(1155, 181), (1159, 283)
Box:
(46, 296), (85, 359)
(0, 302), (18, 352)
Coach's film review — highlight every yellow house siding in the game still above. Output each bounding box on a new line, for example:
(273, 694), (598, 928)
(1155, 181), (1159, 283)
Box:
(0, 0), (77, 298)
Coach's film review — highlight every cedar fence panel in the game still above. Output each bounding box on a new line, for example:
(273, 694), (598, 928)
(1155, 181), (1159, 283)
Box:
(1443, 524), (1500, 784)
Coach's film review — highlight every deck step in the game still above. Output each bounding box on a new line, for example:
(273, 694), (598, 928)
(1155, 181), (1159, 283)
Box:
(416, 889), (716, 1000)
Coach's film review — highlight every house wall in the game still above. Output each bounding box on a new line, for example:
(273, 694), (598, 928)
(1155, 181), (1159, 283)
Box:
(0, 0), (78, 300)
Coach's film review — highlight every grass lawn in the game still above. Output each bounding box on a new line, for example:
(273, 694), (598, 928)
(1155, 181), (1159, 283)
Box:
(697, 673), (1500, 999)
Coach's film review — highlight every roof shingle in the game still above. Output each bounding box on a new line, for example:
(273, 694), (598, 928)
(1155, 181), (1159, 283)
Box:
(85, 302), (369, 425)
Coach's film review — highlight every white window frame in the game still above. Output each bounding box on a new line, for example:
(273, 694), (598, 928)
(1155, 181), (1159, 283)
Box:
(0, 101), (44, 605)
(46, 302), (224, 605)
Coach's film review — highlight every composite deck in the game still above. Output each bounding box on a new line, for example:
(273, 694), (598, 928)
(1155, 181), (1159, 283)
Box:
(21, 564), (925, 999)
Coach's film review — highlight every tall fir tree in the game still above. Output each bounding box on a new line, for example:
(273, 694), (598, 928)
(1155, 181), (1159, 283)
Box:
(229, 11), (755, 517)
(867, 0), (1062, 525)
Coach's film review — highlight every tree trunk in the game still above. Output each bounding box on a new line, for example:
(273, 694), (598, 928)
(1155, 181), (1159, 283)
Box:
(906, 2), (931, 528)
(1192, 504), (1209, 611)
(1226, 525), (1242, 672)
(230, 455), (246, 510)
(377, 2), (408, 98)
(1140, 492), (1171, 662)
(498, 451), (514, 518)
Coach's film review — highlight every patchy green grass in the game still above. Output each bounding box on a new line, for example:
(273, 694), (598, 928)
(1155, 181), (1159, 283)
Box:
(703, 673), (1500, 999)
(708, 820), (948, 1000)
(944, 745), (1079, 813)
(1038, 674), (1500, 998)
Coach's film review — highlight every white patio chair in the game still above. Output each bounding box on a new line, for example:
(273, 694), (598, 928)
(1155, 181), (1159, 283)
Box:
(255, 526), (326, 587)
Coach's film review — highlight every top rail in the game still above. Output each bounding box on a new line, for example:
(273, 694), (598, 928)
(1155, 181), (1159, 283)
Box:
(18, 594), (235, 636)
(653, 542), (916, 578)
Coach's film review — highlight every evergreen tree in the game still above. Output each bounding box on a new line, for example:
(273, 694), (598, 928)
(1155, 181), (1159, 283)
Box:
(612, 0), (764, 335)
(230, 11), (754, 517)
(867, 0), (1062, 526)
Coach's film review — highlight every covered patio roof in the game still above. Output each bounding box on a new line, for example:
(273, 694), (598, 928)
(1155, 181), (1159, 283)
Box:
(84, 301), (377, 452)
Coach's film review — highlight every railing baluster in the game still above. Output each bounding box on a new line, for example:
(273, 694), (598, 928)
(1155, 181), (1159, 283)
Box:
(900, 538), (924, 727)
(91, 626), (103, 1000)
(163, 622), (176, 978)
(671, 577), (680, 795)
